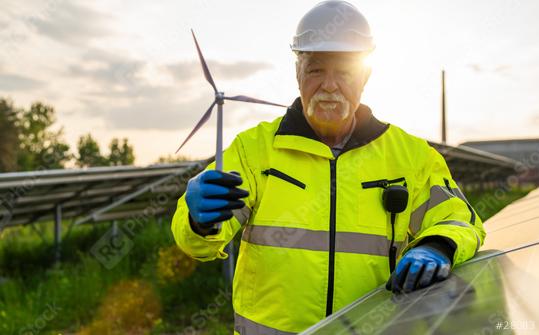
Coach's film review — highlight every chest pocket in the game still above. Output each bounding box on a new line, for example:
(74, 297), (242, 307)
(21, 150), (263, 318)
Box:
(357, 177), (411, 239)
(254, 167), (313, 227)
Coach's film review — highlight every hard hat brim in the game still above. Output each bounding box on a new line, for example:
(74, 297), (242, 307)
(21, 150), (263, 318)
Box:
(290, 42), (375, 53)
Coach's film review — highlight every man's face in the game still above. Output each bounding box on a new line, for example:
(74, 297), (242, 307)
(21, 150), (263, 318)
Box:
(296, 52), (371, 137)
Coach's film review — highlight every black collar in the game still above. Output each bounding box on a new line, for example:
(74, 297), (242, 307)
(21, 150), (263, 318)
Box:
(275, 97), (389, 154)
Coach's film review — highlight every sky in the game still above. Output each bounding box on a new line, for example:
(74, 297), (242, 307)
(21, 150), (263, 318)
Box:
(1, 0), (538, 165)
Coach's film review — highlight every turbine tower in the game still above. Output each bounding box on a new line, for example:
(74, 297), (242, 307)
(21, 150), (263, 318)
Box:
(176, 30), (286, 283)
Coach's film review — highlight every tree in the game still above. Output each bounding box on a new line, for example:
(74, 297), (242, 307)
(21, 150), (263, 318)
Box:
(1, 98), (139, 171)
(108, 138), (135, 166)
(76, 134), (106, 167)
(0, 99), (19, 172)
(16, 102), (71, 171)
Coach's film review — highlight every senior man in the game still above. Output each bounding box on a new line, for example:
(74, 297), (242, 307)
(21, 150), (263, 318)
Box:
(172, 1), (486, 334)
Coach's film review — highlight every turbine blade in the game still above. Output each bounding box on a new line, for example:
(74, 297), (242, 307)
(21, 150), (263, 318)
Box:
(224, 95), (287, 107)
(175, 101), (217, 153)
(191, 29), (218, 93)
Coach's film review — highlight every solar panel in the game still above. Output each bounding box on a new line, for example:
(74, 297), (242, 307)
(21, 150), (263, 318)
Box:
(429, 142), (518, 184)
(301, 188), (539, 334)
(0, 161), (206, 230)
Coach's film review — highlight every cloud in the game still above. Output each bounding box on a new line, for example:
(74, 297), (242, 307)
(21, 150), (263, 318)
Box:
(467, 63), (512, 76)
(81, 92), (216, 131)
(65, 48), (275, 130)
(531, 113), (539, 126)
(468, 63), (483, 73)
(493, 64), (512, 73)
(0, 73), (44, 91)
(68, 49), (146, 89)
(27, 2), (111, 46)
(66, 49), (227, 130)
(167, 60), (272, 82)
(0, 17), (29, 52)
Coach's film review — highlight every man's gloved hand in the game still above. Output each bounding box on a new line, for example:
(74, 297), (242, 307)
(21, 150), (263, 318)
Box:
(386, 245), (451, 293)
(186, 170), (249, 229)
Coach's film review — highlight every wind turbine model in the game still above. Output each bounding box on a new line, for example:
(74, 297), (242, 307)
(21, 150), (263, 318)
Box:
(176, 30), (286, 283)
(176, 29), (286, 174)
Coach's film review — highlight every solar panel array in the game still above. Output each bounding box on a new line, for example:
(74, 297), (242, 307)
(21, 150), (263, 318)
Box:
(302, 187), (539, 334)
(430, 141), (518, 185)
(0, 141), (522, 231)
(0, 161), (206, 230)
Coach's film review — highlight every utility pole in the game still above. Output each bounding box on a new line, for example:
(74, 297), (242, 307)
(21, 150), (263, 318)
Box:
(441, 69), (447, 144)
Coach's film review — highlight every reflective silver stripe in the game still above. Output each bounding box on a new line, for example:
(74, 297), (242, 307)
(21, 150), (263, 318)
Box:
(409, 202), (428, 235)
(452, 187), (467, 203)
(235, 313), (296, 335)
(410, 185), (456, 235)
(242, 225), (402, 256)
(435, 220), (471, 229)
(396, 233), (410, 258)
(233, 206), (252, 226)
(242, 225), (326, 251)
(452, 186), (477, 224)
(336, 231), (403, 256)
(435, 220), (481, 252)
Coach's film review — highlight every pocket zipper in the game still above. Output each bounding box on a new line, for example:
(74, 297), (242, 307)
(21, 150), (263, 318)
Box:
(262, 168), (306, 189)
(443, 178), (455, 195)
(361, 177), (406, 189)
(444, 178), (476, 225)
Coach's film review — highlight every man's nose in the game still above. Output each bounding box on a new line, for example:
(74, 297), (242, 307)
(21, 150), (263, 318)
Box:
(321, 73), (339, 93)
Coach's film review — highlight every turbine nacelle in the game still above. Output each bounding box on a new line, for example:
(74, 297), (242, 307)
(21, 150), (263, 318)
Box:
(215, 92), (225, 105)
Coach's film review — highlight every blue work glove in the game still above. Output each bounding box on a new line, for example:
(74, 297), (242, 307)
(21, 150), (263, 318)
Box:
(185, 170), (249, 229)
(386, 245), (451, 293)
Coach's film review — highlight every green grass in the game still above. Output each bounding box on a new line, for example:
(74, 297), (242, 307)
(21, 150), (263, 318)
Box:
(0, 187), (532, 334)
(0, 220), (233, 334)
(464, 187), (533, 221)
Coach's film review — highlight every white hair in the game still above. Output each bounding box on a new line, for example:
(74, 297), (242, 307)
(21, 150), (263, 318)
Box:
(295, 52), (314, 77)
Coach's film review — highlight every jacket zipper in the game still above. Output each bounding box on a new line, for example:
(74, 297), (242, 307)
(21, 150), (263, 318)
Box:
(262, 168), (306, 189)
(326, 158), (337, 317)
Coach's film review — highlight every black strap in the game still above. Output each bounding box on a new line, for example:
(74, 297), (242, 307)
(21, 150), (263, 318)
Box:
(389, 212), (397, 273)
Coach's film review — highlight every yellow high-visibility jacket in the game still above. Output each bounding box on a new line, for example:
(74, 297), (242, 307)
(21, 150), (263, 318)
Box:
(172, 97), (486, 334)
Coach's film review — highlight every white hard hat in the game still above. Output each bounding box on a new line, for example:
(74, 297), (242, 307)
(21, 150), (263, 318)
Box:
(291, 1), (375, 53)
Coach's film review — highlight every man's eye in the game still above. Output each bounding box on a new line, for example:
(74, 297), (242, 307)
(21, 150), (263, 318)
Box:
(308, 69), (322, 74)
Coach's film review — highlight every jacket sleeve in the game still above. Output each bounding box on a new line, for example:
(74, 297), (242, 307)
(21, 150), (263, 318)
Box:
(402, 145), (486, 266)
(171, 135), (257, 262)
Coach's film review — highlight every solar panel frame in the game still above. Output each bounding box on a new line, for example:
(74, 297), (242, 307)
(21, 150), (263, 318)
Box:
(0, 161), (207, 230)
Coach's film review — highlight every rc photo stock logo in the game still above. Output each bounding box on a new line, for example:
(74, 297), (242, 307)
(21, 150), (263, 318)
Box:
(90, 225), (135, 269)
(89, 182), (181, 269)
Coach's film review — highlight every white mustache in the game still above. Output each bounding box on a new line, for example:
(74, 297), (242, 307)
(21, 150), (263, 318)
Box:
(307, 93), (351, 120)
(311, 93), (347, 106)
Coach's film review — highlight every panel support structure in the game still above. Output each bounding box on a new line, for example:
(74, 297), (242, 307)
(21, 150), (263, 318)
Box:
(54, 205), (62, 263)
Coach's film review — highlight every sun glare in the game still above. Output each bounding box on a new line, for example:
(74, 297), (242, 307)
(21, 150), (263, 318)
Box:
(361, 53), (375, 69)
